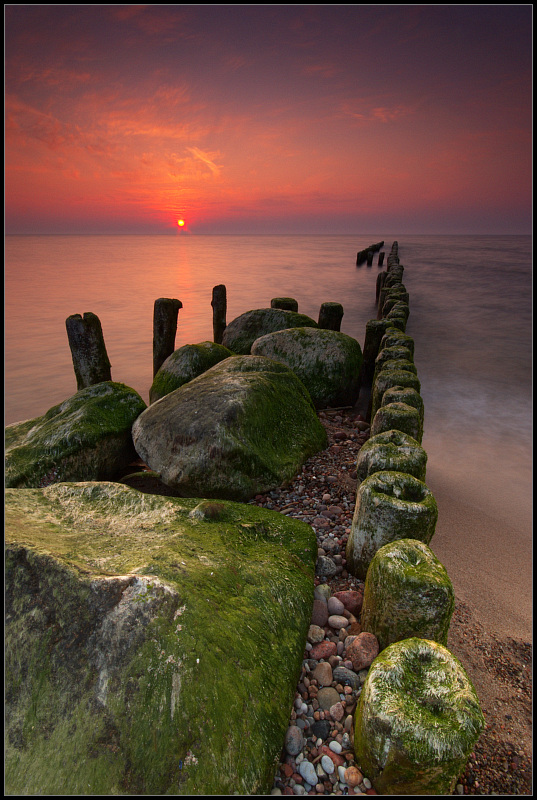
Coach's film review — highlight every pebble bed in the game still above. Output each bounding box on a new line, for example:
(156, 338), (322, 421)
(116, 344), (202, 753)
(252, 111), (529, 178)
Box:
(249, 407), (490, 797)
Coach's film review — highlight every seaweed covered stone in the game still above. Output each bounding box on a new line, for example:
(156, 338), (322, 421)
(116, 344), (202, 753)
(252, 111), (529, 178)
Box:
(361, 539), (455, 650)
(5, 482), (317, 796)
(356, 429), (427, 482)
(353, 637), (485, 794)
(370, 402), (423, 444)
(222, 308), (318, 355)
(5, 381), (146, 488)
(133, 355), (328, 500)
(251, 326), (363, 409)
(149, 341), (233, 403)
(346, 471), (438, 580)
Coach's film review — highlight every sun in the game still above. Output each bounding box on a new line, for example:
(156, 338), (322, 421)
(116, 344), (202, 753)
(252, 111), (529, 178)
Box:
(177, 219), (185, 227)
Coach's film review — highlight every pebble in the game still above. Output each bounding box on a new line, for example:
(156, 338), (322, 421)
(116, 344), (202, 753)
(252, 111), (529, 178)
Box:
(284, 725), (304, 756)
(321, 755), (335, 775)
(298, 760), (318, 786)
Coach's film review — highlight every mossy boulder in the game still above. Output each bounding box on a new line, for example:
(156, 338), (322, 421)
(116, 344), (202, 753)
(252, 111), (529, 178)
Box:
(353, 637), (485, 794)
(251, 327), (363, 409)
(5, 482), (318, 795)
(371, 369), (421, 420)
(5, 382), (147, 489)
(149, 341), (233, 403)
(133, 356), (327, 501)
(370, 402), (423, 444)
(361, 539), (455, 650)
(346, 471), (438, 580)
(222, 308), (318, 355)
(356, 429), (427, 483)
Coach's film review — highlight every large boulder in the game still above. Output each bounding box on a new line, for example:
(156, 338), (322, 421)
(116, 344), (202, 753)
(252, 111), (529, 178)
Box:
(5, 381), (146, 488)
(353, 638), (485, 794)
(149, 341), (233, 403)
(346, 471), (438, 580)
(361, 539), (455, 650)
(251, 327), (363, 409)
(133, 356), (327, 500)
(222, 308), (318, 354)
(5, 482), (318, 796)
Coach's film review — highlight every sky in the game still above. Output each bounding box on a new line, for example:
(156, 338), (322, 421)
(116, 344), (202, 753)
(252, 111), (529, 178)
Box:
(4, 4), (533, 235)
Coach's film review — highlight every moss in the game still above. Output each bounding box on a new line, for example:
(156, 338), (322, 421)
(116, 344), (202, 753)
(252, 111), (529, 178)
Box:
(371, 369), (421, 420)
(5, 382), (147, 489)
(381, 386), (424, 425)
(149, 341), (233, 403)
(356, 429), (427, 482)
(133, 356), (328, 500)
(379, 330), (415, 358)
(5, 482), (317, 795)
(371, 402), (423, 444)
(361, 539), (455, 649)
(251, 327), (363, 409)
(354, 638), (485, 794)
(222, 308), (318, 355)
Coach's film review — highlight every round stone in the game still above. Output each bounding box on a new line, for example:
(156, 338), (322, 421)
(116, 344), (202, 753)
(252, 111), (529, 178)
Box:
(298, 760), (318, 787)
(344, 766), (363, 787)
(313, 661), (333, 687)
(317, 686), (341, 710)
(321, 755), (335, 775)
(328, 614), (349, 630)
(307, 624), (325, 644)
(284, 725), (304, 756)
(327, 596), (345, 615)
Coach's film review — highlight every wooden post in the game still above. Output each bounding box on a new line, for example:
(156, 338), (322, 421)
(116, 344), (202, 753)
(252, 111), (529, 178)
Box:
(318, 302), (344, 331)
(271, 297), (298, 312)
(153, 298), (182, 377)
(65, 312), (112, 390)
(211, 284), (227, 344)
(378, 252), (385, 266)
(366, 250), (374, 266)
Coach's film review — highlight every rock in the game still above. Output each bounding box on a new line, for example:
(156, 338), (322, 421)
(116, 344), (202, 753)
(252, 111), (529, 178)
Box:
(344, 766), (363, 787)
(315, 555), (338, 579)
(5, 381), (146, 488)
(298, 760), (317, 786)
(132, 356), (327, 501)
(222, 308), (318, 355)
(251, 327), (363, 409)
(5, 482), (317, 796)
(311, 720), (331, 741)
(329, 702), (345, 722)
(285, 725), (305, 757)
(328, 615), (349, 630)
(321, 755), (335, 775)
(311, 596), (329, 627)
(354, 638), (485, 795)
(327, 596), (345, 615)
(309, 641), (337, 661)
(361, 539), (455, 650)
(332, 666), (361, 691)
(313, 662), (333, 687)
(149, 341), (232, 403)
(316, 687), (341, 711)
(307, 624), (325, 644)
(333, 590), (363, 616)
(356, 430), (427, 483)
(344, 632), (379, 672)
(346, 471), (438, 580)
(370, 401), (423, 444)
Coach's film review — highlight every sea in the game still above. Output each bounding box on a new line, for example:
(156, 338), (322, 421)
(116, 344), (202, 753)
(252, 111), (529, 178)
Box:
(4, 233), (532, 638)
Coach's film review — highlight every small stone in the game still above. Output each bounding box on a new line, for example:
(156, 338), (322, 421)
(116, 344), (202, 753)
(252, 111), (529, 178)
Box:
(317, 686), (341, 710)
(329, 740), (343, 755)
(321, 755), (335, 775)
(307, 624), (325, 644)
(329, 702), (345, 722)
(327, 596), (345, 615)
(311, 596), (329, 627)
(345, 632), (379, 671)
(313, 662), (333, 687)
(298, 760), (318, 787)
(344, 767), (363, 788)
(328, 614), (349, 630)
(310, 641), (337, 660)
(362, 778), (372, 789)
(285, 725), (304, 756)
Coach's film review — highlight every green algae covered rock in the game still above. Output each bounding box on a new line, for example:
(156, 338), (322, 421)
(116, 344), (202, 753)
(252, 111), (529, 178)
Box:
(149, 341), (233, 403)
(133, 356), (327, 501)
(370, 402), (423, 444)
(356, 429), (427, 482)
(222, 308), (318, 355)
(5, 481), (318, 796)
(354, 637), (485, 794)
(5, 382), (147, 489)
(251, 326), (363, 409)
(361, 539), (455, 650)
(346, 471), (438, 580)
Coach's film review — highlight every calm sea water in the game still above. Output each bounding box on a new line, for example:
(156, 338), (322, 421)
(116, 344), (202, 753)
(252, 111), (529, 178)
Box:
(4, 234), (532, 633)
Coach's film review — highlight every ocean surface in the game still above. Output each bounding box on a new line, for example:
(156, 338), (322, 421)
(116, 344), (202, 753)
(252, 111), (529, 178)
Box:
(4, 233), (532, 637)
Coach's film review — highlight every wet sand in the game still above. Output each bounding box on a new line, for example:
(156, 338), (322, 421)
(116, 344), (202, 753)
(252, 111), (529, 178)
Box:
(425, 462), (532, 644)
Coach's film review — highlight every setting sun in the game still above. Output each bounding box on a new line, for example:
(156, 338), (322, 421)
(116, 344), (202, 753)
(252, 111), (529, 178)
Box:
(177, 219), (185, 227)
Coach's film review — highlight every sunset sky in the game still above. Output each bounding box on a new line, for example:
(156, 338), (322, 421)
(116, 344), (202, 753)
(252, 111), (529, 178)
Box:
(5, 4), (532, 234)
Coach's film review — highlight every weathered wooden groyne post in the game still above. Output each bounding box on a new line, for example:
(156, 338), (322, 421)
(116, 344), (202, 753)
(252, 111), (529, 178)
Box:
(378, 251), (385, 267)
(65, 312), (112, 390)
(318, 301), (344, 331)
(356, 241), (384, 266)
(212, 285), (227, 344)
(153, 298), (182, 377)
(271, 297), (299, 312)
